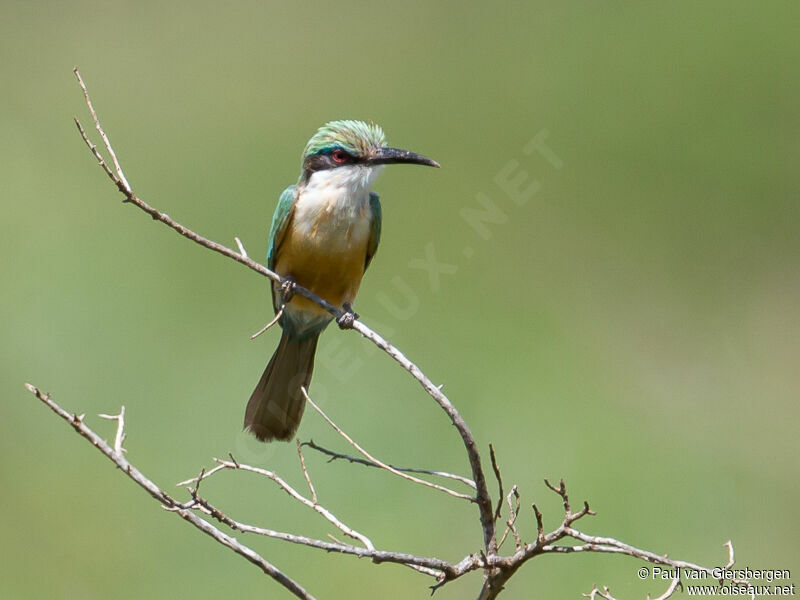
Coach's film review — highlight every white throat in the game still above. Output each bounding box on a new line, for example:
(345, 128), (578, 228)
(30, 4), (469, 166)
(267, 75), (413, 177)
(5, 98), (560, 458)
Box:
(305, 164), (383, 201)
(292, 165), (382, 244)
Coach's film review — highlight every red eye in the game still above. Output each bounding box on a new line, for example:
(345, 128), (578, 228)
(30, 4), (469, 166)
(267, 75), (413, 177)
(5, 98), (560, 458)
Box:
(331, 149), (348, 163)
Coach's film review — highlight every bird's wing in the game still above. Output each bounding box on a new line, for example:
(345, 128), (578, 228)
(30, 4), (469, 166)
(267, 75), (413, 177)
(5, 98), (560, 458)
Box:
(267, 185), (297, 270)
(365, 191), (382, 271)
(267, 185), (297, 311)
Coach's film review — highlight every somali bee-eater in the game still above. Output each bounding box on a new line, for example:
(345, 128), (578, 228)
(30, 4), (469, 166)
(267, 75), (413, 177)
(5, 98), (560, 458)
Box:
(244, 120), (439, 442)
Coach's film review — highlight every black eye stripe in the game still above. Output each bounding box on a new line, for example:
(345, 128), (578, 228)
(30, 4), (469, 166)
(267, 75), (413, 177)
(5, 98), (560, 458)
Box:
(303, 153), (335, 173)
(302, 149), (365, 179)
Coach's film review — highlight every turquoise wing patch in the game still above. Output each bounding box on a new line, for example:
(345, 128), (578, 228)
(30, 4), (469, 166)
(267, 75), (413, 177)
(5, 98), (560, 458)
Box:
(267, 185), (296, 311)
(267, 185), (297, 271)
(365, 191), (382, 270)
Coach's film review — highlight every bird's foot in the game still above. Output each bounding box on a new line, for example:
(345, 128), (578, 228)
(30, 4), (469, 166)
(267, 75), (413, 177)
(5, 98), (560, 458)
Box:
(279, 276), (297, 303)
(336, 303), (360, 330)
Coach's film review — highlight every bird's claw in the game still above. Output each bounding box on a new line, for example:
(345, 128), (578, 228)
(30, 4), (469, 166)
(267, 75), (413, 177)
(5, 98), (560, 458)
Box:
(336, 303), (359, 330)
(280, 276), (297, 303)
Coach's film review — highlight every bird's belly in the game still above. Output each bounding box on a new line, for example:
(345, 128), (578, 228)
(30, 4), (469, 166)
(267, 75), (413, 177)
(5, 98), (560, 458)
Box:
(273, 215), (371, 321)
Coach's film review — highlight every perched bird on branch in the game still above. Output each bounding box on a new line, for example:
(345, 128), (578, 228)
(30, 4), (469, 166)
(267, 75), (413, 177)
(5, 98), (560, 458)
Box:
(245, 120), (439, 442)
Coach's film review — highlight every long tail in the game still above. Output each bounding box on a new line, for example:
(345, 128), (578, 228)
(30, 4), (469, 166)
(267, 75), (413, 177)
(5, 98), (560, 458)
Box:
(244, 332), (319, 442)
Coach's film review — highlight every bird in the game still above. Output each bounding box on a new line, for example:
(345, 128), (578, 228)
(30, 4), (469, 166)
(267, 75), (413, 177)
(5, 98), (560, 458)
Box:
(244, 120), (439, 442)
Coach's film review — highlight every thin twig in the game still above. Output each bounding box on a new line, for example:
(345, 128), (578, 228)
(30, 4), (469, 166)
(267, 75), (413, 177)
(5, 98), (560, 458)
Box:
(532, 503), (545, 545)
(234, 237), (248, 259)
(489, 444), (504, 520)
(296, 439), (318, 505)
(98, 406), (126, 454)
(251, 305), (284, 340)
(175, 462), (227, 487)
(74, 118), (117, 186)
(496, 486), (521, 551)
(301, 439), (476, 489)
(543, 478), (595, 525)
(723, 539), (735, 568)
(404, 563), (445, 579)
(302, 388), (473, 502)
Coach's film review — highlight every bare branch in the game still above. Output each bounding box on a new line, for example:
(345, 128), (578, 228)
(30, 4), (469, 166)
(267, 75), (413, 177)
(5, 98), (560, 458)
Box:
(27, 379), (744, 600)
(566, 535), (749, 600)
(24, 383), (315, 600)
(555, 530), (751, 587)
(468, 479), (748, 600)
(73, 67), (497, 556)
(65, 70), (753, 600)
(302, 387), (474, 502)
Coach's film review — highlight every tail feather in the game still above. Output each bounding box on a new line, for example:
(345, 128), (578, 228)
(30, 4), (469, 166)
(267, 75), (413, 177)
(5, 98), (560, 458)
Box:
(244, 333), (318, 442)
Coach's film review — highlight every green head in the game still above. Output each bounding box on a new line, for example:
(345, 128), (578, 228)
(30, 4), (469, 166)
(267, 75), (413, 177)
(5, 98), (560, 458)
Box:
(299, 120), (439, 183)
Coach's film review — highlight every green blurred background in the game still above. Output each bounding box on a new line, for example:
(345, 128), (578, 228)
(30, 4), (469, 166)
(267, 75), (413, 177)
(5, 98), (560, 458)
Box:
(2, 2), (798, 598)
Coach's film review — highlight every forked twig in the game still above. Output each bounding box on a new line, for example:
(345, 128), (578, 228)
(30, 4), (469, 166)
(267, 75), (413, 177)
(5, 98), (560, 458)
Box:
(74, 68), (131, 193)
(301, 387), (474, 502)
(98, 406), (126, 454)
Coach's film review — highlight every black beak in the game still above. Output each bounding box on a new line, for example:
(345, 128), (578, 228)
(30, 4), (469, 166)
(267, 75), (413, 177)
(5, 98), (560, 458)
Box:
(369, 147), (440, 168)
